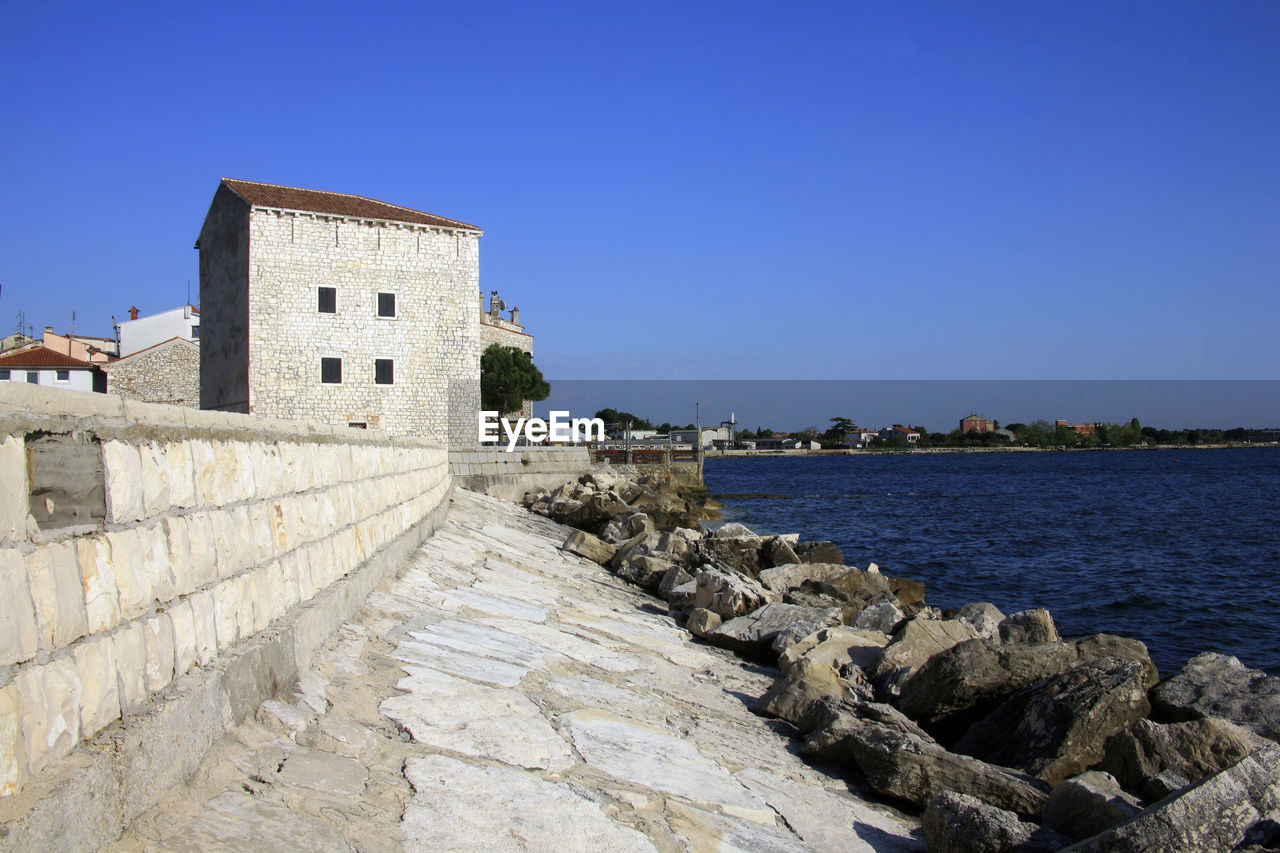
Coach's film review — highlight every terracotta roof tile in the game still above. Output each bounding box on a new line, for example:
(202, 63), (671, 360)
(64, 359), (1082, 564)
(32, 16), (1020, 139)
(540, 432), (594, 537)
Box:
(221, 179), (481, 232)
(0, 346), (97, 368)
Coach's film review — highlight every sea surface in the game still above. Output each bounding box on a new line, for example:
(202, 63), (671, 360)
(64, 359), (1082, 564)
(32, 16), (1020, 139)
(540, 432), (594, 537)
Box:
(702, 448), (1280, 678)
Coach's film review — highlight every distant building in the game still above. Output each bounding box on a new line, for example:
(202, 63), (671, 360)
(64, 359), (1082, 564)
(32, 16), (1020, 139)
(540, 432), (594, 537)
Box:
(845, 429), (879, 447)
(118, 305), (199, 357)
(1056, 419), (1098, 439)
(879, 425), (921, 445)
(960, 414), (996, 434)
(0, 346), (105, 392)
(101, 337), (199, 407)
(479, 290), (535, 418)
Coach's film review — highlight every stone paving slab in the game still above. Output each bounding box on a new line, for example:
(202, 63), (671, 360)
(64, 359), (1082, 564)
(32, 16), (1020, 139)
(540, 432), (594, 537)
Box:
(108, 489), (921, 852)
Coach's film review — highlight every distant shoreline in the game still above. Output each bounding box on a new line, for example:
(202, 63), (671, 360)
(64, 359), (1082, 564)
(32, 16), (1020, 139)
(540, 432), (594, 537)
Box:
(703, 443), (1277, 459)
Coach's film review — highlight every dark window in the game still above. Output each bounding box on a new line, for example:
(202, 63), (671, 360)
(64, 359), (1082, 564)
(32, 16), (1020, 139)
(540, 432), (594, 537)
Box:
(190, 325), (200, 339)
(375, 359), (394, 385)
(377, 292), (396, 317)
(56, 370), (70, 382)
(26, 371), (38, 384)
(321, 357), (342, 384)
(0, 369), (9, 380)
(347, 421), (367, 429)
(318, 287), (337, 313)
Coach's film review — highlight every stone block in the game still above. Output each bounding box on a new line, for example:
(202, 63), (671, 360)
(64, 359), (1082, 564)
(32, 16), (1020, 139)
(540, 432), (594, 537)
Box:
(235, 573), (258, 641)
(73, 634), (121, 738)
(102, 440), (145, 524)
(165, 441), (196, 508)
(76, 534), (121, 635)
(114, 620), (148, 712)
(139, 441), (171, 518)
(143, 611), (176, 694)
(138, 521), (176, 605)
(169, 599), (198, 677)
(248, 501), (274, 564)
(0, 435), (27, 543)
(0, 682), (27, 796)
(0, 547), (39, 666)
(165, 516), (196, 597)
(189, 589), (218, 665)
(26, 541), (90, 651)
(105, 528), (151, 622)
(185, 512), (219, 588)
(189, 439), (217, 506)
(15, 656), (81, 775)
(230, 506), (254, 573)
(212, 578), (241, 651)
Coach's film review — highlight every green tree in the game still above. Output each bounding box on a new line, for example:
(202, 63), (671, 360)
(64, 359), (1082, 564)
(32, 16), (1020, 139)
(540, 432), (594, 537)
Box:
(480, 344), (550, 415)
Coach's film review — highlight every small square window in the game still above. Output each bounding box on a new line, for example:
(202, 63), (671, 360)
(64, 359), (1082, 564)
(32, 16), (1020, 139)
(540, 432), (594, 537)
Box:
(26, 371), (38, 384)
(56, 370), (70, 382)
(0, 369), (9, 380)
(377, 292), (396, 318)
(321, 357), (342, 384)
(375, 359), (394, 385)
(318, 287), (337, 314)
(190, 325), (200, 339)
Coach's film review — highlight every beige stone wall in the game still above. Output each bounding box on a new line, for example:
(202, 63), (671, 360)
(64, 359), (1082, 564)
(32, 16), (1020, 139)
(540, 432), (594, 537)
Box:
(102, 341), (200, 408)
(0, 383), (449, 799)
(449, 446), (591, 501)
(244, 210), (481, 446)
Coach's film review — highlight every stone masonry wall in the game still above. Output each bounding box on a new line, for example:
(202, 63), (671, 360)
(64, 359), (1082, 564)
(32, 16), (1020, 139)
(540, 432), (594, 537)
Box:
(0, 383), (450, 814)
(244, 209), (481, 446)
(450, 446), (592, 501)
(102, 340), (199, 408)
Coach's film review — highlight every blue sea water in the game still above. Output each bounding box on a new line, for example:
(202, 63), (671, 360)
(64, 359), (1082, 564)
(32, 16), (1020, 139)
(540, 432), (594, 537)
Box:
(702, 448), (1280, 679)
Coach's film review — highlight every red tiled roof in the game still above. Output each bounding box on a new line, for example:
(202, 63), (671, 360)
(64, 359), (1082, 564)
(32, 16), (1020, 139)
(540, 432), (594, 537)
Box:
(221, 179), (481, 232)
(0, 346), (96, 368)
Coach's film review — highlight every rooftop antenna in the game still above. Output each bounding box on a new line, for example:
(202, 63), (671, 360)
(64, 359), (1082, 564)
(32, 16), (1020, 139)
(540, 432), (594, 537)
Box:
(70, 310), (76, 335)
(187, 280), (191, 307)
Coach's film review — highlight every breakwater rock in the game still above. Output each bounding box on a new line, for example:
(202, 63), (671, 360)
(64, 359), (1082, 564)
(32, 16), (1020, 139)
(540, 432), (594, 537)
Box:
(530, 465), (1280, 852)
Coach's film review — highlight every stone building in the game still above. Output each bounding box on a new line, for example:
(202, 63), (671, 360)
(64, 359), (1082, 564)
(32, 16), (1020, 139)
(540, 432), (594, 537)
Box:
(196, 179), (484, 445)
(479, 290), (535, 419)
(101, 337), (200, 407)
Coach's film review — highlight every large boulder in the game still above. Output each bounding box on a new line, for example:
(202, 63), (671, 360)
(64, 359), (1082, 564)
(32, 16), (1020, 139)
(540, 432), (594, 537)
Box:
(998, 609), (1060, 645)
(1150, 652), (1280, 741)
(922, 791), (1069, 853)
(691, 570), (776, 620)
(953, 658), (1152, 786)
(756, 562), (855, 595)
(760, 536), (800, 569)
(1097, 716), (1269, 796)
(561, 530), (616, 565)
(873, 618), (981, 701)
(853, 600), (904, 635)
(1067, 743), (1280, 852)
(956, 603), (1005, 641)
(837, 723), (1051, 819)
(698, 535), (764, 576)
(702, 603), (842, 659)
(795, 540), (843, 564)
(759, 627), (888, 730)
(895, 634), (1157, 732)
(802, 697), (933, 763)
(1042, 771), (1141, 841)
(561, 491), (631, 528)
(615, 555), (677, 591)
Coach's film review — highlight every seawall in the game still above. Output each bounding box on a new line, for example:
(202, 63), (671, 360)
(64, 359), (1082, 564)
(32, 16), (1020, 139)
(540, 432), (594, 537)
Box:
(0, 383), (451, 850)
(449, 446), (593, 500)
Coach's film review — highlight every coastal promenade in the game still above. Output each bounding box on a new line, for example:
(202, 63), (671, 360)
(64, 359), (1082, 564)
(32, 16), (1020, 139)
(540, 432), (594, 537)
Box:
(107, 489), (920, 852)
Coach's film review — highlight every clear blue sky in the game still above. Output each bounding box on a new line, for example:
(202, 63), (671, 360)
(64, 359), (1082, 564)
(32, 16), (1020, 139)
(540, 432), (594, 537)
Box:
(2, 1), (1276, 381)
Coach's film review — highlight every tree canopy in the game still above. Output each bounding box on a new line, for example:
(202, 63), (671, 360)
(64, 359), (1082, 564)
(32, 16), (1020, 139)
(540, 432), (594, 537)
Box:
(480, 344), (550, 414)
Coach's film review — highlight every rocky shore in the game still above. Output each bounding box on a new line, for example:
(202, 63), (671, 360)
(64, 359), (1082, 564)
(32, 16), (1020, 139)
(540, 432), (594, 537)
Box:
(527, 465), (1280, 853)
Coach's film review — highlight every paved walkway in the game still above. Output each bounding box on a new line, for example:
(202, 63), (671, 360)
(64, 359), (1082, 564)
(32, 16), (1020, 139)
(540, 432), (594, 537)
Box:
(109, 489), (920, 852)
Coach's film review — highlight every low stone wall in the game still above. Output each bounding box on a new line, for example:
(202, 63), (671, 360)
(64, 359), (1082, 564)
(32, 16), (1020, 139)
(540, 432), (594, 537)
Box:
(0, 383), (450, 849)
(450, 446), (593, 501)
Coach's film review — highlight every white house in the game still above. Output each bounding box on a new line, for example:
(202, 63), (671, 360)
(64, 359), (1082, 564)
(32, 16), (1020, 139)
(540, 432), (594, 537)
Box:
(118, 305), (200, 357)
(0, 346), (104, 392)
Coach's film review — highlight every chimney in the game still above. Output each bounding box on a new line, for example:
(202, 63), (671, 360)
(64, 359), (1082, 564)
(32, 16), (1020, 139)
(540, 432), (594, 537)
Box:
(128, 306), (140, 321)
(510, 306), (520, 326)
(43, 326), (54, 335)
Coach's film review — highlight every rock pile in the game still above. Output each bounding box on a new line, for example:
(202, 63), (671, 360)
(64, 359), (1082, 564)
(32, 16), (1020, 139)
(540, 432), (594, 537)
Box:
(532, 466), (1280, 852)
